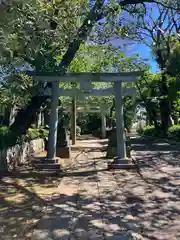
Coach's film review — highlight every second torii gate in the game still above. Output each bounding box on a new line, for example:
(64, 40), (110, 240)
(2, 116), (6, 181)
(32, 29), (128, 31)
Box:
(42, 83), (136, 145)
(65, 103), (110, 141)
(28, 71), (143, 168)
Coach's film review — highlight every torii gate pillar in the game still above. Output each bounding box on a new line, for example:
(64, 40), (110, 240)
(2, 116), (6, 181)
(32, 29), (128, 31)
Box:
(114, 81), (126, 159)
(109, 81), (136, 169)
(101, 107), (107, 139)
(47, 82), (59, 160)
(71, 96), (77, 145)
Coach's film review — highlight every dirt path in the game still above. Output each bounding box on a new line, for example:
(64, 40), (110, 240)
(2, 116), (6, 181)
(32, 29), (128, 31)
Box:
(1, 136), (180, 239)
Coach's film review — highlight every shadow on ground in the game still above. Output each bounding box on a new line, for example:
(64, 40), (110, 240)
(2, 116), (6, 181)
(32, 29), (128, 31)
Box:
(1, 136), (180, 239)
(23, 169), (180, 240)
(0, 171), (63, 239)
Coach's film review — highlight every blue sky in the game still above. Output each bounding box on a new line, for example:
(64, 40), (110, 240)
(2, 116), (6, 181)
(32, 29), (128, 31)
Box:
(133, 44), (159, 72)
(118, 2), (170, 73)
(113, 38), (159, 72)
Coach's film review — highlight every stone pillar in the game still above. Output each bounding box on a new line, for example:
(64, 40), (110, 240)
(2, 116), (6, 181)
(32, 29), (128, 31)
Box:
(114, 81), (126, 160)
(47, 82), (59, 160)
(37, 111), (42, 128)
(41, 111), (45, 126)
(71, 96), (76, 145)
(101, 111), (106, 138)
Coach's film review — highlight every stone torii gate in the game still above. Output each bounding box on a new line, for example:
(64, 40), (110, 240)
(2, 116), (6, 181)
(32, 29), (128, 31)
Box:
(43, 86), (136, 145)
(28, 71), (142, 168)
(65, 91), (136, 144)
(65, 103), (110, 140)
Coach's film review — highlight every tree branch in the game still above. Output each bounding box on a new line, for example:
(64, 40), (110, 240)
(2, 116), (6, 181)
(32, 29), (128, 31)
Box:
(170, 9), (179, 33)
(120, 0), (179, 11)
(58, 0), (105, 72)
(58, 0), (179, 74)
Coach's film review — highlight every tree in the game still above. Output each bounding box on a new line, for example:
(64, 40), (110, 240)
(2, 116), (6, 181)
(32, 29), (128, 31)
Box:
(121, 4), (179, 133)
(0, 0), (89, 136)
(166, 36), (180, 78)
(136, 70), (161, 129)
(61, 42), (144, 131)
(0, 0), (179, 142)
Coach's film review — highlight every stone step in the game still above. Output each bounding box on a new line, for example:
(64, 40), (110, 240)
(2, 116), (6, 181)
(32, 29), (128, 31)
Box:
(108, 163), (136, 169)
(35, 163), (61, 170)
(40, 159), (59, 164)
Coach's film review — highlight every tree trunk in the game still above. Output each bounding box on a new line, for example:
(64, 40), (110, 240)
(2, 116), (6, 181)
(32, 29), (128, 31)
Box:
(7, 0), (136, 139)
(9, 106), (18, 126)
(7, 1), (104, 138)
(160, 98), (170, 134)
(3, 107), (11, 125)
(150, 106), (159, 131)
(10, 95), (49, 138)
(145, 101), (157, 127)
(146, 107), (153, 126)
(159, 73), (170, 134)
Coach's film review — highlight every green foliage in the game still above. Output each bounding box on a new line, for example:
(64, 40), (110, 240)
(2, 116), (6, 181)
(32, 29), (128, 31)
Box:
(0, 126), (18, 149)
(0, 0), (89, 68)
(77, 112), (102, 134)
(140, 124), (180, 141)
(168, 125), (180, 139)
(25, 127), (49, 141)
(137, 126), (144, 136)
(123, 96), (134, 131)
(0, 72), (33, 108)
(0, 125), (48, 150)
(2, 0), (179, 140)
(0, 126), (9, 135)
(142, 125), (158, 137)
(165, 36), (180, 77)
(136, 69), (180, 131)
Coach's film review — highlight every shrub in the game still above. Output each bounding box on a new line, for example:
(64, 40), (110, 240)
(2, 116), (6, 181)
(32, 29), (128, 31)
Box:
(139, 124), (180, 140)
(137, 127), (144, 135)
(0, 126), (9, 135)
(0, 126), (17, 149)
(0, 126), (49, 150)
(92, 128), (101, 138)
(168, 124), (180, 139)
(143, 125), (157, 136)
(38, 128), (49, 139)
(25, 127), (49, 141)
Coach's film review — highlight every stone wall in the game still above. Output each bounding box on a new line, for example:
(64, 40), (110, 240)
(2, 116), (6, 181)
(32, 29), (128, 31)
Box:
(0, 139), (44, 172)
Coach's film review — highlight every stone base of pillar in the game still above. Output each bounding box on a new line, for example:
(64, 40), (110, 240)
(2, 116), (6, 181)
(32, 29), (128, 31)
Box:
(41, 159), (59, 164)
(108, 157), (136, 169)
(35, 157), (63, 171)
(100, 134), (106, 139)
(56, 146), (71, 158)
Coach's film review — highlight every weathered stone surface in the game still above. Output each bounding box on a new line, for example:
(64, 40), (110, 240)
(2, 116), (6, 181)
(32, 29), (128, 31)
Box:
(56, 124), (71, 158)
(106, 128), (131, 158)
(0, 138), (44, 172)
(56, 146), (71, 158)
(57, 119), (69, 147)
